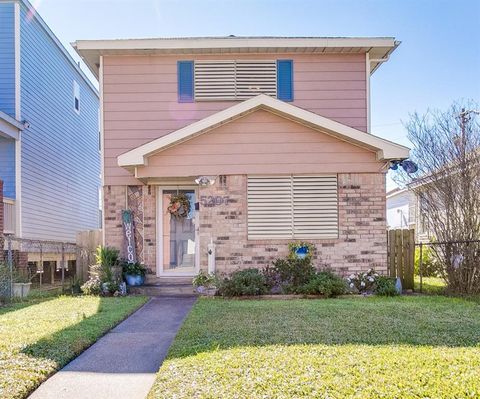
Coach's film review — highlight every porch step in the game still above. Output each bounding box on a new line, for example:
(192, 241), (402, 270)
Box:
(128, 283), (196, 297)
(145, 276), (194, 285)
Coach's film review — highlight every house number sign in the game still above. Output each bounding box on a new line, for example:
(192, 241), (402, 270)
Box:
(122, 210), (137, 263)
(200, 195), (230, 207)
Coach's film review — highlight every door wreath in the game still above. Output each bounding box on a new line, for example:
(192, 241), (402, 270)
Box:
(167, 193), (191, 218)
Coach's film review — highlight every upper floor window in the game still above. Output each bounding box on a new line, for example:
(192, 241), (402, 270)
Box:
(178, 60), (293, 103)
(73, 80), (80, 114)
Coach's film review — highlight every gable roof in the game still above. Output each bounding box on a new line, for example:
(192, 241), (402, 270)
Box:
(118, 94), (409, 168)
(73, 36), (399, 79)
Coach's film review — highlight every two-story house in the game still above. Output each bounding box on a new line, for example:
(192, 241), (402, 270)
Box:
(74, 36), (409, 284)
(0, 0), (100, 268)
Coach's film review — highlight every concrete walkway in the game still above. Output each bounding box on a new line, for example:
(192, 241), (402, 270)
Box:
(29, 296), (197, 399)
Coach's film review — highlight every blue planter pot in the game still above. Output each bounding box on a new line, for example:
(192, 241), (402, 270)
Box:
(295, 246), (309, 259)
(125, 274), (145, 286)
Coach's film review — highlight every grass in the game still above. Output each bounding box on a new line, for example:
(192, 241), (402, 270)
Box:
(414, 276), (447, 294)
(0, 295), (147, 399)
(149, 296), (480, 399)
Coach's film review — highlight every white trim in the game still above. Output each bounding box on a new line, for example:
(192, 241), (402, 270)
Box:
(73, 36), (399, 79)
(386, 187), (408, 199)
(14, 1), (22, 238)
(14, 1), (20, 120)
(156, 186), (199, 277)
(366, 52), (371, 133)
(99, 56), (104, 186)
(0, 111), (22, 140)
(75, 36), (397, 51)
(118, 94), (409, 168)
(99, 56), (105, 245)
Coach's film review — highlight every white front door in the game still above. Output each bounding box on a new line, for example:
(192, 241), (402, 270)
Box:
(157, 187), (199, 276)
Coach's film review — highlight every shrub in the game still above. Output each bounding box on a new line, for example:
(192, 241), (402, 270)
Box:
(346, 269), (379, 294)
(81, 276), (102, 295)
(271, 257), (316, 293)
(218, 268), (267, 297)
(95, 246), (120, 283)
(299, 270), (346, 297)
(82, 246), (123, 296)
(374, 276), (399, 296)
(261, 265), (283, 293)
(121, 261), (146, 276)
(414, 246), (440, 277)
(192, 270), (219, 288)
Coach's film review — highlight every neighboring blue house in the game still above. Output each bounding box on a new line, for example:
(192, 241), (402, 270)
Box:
(0, 0), (100, 248)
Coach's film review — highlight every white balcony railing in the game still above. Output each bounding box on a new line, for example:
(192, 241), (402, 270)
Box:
(3, 198), (16, 235)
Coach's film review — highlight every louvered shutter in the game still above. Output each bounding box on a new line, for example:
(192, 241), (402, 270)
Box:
(177, 61), (194, 102)
(194, 60), (277, 100)
(247, 175), (338, 239)
(292, 175), (338, 239)
(247, 176), (293, 239)
(194, 61), (236, 100)
(277, 60), (293, 101)
(236, 60), (277, 99)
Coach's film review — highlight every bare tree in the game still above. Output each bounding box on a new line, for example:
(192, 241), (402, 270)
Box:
(396, 101), (480, 294)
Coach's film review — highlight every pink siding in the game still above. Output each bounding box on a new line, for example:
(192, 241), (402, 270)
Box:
(135, 110), (380, 178)
(103, 53), (367, 185)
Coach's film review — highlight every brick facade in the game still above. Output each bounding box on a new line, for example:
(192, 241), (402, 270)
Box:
(103, 184), (157, 274)
(103, 172), (387, 278)
(197, 173), (387, 276)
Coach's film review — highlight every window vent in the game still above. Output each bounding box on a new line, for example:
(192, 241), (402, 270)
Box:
(194, 60), (277, 101)
(247, 175), (338, 239)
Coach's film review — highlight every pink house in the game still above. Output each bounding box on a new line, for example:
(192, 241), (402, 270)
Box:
(74, 37), (409, 284)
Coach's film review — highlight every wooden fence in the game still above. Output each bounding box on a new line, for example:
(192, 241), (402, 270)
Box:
(76, 229), (102, 282)
(387, 228), (415, 290)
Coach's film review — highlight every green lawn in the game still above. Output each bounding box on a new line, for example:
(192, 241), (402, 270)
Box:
(0, 295), (147, 399)
(149, 297), (480, 399)
(414, 276), (446, 294)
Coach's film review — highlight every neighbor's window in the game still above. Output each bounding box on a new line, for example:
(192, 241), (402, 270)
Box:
(247, 175), (338, 239)
(73, 80), (80, 113)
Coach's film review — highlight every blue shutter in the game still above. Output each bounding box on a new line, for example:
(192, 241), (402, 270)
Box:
(177, 61), (194, 102)
(277, 60), (293, 101)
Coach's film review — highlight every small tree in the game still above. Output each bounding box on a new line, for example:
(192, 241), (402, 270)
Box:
(396, 101), (480, 294)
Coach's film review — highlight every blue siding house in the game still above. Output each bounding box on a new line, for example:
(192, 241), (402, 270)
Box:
(0, 0), (100, 245)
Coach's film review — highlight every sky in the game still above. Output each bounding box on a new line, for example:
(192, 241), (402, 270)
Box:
(32, 0), (480, 189)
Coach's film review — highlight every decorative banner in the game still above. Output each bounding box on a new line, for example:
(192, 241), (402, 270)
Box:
(122, 210), (137, 264)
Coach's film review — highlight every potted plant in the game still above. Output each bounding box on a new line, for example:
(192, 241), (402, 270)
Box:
(193, 270), (219, 295)
(288, 242), (315, 260)
(12, 270), (32, 298)
(122, 261), (147, 286)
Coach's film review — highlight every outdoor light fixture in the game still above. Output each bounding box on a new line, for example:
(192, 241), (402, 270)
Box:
(195, 176), (216, 186)
(389, 159), (418, 174)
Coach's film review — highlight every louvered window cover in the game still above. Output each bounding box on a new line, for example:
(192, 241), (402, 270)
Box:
(247, 175), (338, 239)
(194, 60), (277, 101)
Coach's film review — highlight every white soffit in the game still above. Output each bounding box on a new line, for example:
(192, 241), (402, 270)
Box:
(73, 36), (399, 78)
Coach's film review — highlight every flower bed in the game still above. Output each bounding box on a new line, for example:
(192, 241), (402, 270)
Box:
(193, 243), (399, 298)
